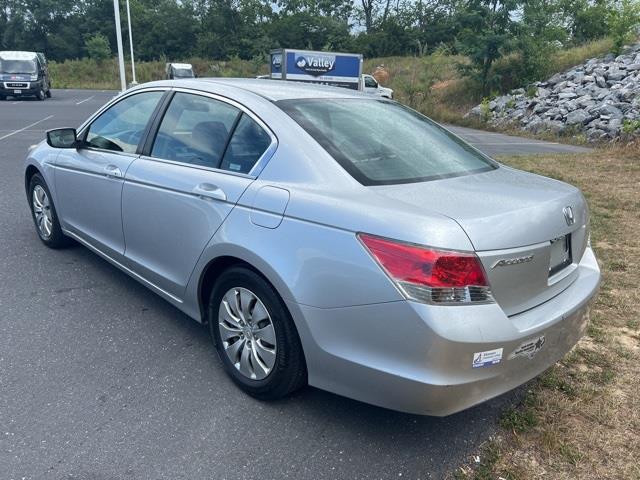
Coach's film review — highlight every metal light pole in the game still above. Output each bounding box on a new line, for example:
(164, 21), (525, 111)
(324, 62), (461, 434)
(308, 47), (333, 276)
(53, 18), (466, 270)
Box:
(125, 0), (137, 86)
(113, 0), (127, 92)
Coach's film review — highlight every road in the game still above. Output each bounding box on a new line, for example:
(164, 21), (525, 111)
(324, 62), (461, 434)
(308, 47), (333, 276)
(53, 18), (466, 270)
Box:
(445, 124), (591, 157)
(0, 89), (574, 480)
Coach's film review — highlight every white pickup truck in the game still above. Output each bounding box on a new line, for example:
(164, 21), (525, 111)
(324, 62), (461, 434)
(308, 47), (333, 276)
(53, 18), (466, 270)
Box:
(362, 74), (393, 99)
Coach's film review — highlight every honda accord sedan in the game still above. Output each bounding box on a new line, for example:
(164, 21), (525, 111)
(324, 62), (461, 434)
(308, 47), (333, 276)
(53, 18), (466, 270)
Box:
(24, 79), (600, 416)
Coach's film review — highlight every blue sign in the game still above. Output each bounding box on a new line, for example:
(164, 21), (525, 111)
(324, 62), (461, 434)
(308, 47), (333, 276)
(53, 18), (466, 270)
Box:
(270, 49), (362, 90)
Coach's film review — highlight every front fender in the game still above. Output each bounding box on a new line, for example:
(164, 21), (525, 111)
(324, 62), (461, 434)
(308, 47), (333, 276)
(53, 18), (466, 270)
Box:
(23, 141), (59, 200)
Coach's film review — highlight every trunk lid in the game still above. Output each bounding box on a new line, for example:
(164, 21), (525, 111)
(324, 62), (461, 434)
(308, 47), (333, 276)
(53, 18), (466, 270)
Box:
(371, 166), (589, 316)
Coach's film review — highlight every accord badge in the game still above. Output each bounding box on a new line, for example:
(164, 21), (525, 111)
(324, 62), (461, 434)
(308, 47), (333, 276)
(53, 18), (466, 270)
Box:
(491, 254), (534, 269)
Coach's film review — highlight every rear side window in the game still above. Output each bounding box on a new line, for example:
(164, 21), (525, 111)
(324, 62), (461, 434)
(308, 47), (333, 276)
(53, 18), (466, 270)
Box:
(220, 114), (272, 173)
(85, 91), (163, 153)
(278, 99), (496, 186)
(151, 92), (272, 174)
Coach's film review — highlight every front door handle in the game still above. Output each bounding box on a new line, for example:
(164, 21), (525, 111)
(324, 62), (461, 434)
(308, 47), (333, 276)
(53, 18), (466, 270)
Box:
(193, 183), (227, 202)
(104, 164), (123, 178)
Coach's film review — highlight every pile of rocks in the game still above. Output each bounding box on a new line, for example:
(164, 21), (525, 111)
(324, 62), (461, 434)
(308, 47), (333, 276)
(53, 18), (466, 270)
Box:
(468, 45), (640, 141)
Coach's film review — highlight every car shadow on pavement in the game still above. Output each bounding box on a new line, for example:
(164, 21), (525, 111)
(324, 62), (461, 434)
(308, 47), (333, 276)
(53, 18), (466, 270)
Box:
(47, 241), (527, 476)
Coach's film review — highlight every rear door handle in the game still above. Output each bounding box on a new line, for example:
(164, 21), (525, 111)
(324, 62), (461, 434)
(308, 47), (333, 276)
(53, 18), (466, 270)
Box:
(193, 183), (227, 202)
(104, 164), (123, 178)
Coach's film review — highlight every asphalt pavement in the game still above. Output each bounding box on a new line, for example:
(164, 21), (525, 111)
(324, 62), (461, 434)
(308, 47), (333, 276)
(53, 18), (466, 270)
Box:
(445, 124), (591, 157)
(0, 89), (579, 480)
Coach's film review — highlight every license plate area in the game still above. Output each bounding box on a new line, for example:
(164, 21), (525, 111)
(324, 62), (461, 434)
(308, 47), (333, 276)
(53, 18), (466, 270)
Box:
(549, 234), (572, 277)
(14, 89), (22, 94)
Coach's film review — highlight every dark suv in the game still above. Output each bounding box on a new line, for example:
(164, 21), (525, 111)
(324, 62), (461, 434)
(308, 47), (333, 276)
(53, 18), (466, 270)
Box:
(0, 50), (52, 100)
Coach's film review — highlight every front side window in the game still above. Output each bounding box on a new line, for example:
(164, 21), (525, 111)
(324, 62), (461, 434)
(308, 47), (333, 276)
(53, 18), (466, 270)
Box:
(151, 93), (273, 174)
(364, 76), (378, 88)
(278, 99), (497, 186)
(85, 91), (163, 153)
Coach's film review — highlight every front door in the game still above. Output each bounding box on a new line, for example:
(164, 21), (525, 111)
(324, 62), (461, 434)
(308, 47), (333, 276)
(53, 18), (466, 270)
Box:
(54, 90), (165, 258)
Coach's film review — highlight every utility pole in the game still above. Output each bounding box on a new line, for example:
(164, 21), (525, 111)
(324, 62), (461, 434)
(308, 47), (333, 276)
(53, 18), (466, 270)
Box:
(126, 0), (137, 86)
(113, 0), (127, 92)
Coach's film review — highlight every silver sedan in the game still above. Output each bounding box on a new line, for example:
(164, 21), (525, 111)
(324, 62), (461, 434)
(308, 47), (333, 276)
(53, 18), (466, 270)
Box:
(24, 79), (600, 416)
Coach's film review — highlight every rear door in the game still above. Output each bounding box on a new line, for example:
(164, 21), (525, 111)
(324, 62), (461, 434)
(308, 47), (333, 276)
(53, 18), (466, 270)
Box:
(121, 90), (275, 299)
(54, 89), (165, 258)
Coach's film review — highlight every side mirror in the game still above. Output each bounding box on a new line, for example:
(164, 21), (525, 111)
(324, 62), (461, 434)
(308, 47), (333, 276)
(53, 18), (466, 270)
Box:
(46, 128), (78, 149)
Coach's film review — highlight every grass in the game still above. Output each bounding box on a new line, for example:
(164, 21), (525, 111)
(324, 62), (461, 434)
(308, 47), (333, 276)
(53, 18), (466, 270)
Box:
(49, 56), (268, 89)
(451, 145), (640, 480)
(550, 38), (614, 74)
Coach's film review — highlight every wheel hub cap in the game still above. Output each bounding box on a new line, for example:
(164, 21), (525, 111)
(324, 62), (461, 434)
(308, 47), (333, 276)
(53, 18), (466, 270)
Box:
(32, 185), (53, 239)
(218, 287), (277, 381)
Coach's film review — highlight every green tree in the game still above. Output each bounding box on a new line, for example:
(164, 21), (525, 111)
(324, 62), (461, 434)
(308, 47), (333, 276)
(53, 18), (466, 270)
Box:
(85, 33), (111, 62)
(561, 0), (612, 44)
(456, 0), (519, 96)
(607, 0), (640, 55)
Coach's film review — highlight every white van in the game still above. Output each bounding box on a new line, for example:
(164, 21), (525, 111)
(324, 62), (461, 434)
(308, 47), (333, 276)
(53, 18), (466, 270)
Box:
(166, 63), (195, 79)
(0, 50), (52, 100)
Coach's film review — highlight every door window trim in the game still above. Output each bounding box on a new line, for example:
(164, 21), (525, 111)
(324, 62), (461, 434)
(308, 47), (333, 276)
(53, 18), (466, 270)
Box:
(143, 87), (278, 179)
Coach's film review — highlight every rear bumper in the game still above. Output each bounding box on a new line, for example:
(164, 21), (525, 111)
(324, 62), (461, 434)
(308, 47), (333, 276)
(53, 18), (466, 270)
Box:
(291, 247), (600, 416)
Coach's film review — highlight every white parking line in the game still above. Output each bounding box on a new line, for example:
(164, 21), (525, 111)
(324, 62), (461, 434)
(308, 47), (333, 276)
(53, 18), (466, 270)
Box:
(0, 115), (54, 141)
(76, 95), (95, 105)
(12, 101), (22, 105)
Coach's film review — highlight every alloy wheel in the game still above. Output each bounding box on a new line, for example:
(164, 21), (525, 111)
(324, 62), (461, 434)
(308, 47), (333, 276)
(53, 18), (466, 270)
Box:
(218, 287), (277, 381)
(32, 185), (53, 238)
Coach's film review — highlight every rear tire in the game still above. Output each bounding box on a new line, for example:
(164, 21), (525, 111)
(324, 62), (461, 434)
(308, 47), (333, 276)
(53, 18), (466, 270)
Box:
(45, 89), (52, 98)
(28, 173), (71, 249)
(209, 266), (307, 400)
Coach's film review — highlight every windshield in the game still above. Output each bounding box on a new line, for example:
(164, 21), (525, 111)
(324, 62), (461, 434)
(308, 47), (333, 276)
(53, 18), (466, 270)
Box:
(172, 68), (194, 78)
(278, 99), (497, 186)
(0, 59), (37, 74)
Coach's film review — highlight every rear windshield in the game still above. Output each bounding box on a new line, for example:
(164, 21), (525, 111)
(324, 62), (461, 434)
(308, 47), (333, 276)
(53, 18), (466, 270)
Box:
(0, 59), (37, 74)
(277, 98), (497, 186)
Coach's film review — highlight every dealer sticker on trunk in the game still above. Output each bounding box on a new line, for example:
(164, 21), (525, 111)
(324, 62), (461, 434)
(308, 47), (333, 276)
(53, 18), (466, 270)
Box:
(472, 348), (503, 368)
(509, 335), (546, 360)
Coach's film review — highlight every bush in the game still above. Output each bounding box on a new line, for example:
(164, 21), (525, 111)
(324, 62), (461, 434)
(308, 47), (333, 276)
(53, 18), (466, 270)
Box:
(84, 34), (111, 62)
(607, 0), (640, 55)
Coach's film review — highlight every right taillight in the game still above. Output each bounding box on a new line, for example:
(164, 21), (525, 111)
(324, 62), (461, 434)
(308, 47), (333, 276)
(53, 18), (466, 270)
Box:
(358, 233), (493, 305)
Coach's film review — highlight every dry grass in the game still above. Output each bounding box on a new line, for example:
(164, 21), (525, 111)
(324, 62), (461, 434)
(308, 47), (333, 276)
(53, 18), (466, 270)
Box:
(452, 146), (640, 480)
(550, 38), (614, 74)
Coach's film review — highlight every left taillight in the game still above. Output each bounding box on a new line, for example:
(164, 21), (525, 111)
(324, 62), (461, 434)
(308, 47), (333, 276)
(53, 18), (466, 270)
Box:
(358, 233), (494, 305)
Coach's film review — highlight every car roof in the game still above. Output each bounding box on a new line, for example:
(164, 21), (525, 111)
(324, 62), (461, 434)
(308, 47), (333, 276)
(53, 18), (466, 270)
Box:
(0, 50), (38, 61)
(139, 78), (366, 102)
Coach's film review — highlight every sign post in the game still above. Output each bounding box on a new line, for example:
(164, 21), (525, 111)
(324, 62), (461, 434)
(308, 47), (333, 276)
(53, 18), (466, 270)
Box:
(125, 0), (137, 86)
(113, 0), (127, 92)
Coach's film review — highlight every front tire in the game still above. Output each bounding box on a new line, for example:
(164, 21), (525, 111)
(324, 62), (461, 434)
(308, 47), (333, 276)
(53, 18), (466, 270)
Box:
(36, 88), (45, 101)
(28, 173), (71, 248)
(209, 266), (306, 400)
